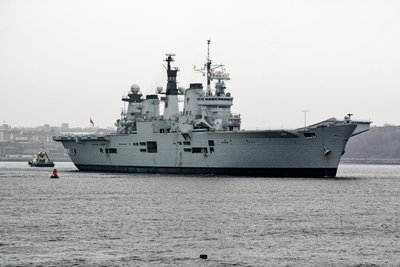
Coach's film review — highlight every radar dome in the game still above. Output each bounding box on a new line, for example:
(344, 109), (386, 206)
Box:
(156, 86), (163, 94)
(178, 87), (185, 94)
(130, 84), (140, 93)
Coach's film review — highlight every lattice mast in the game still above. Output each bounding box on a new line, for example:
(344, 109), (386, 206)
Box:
(194, 39), (225, 95)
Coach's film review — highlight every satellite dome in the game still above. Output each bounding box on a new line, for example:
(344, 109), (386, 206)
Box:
(178, 87), (185, 94)
(130, 84), (140, 93)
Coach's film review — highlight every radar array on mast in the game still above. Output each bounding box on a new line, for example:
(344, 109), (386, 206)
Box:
(194, 39), (230, 95)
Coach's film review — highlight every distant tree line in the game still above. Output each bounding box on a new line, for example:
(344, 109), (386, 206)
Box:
(343, 125), (400, 159)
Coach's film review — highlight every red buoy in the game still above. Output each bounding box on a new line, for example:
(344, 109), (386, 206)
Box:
(50, 169), (59, 178)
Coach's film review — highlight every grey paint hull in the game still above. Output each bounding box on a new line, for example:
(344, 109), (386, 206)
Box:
(55, 123), (356, 177)
(74, 164), (337, 177)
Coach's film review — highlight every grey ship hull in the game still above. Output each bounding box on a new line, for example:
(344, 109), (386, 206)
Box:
(54, 123), (357, 177)
(74, 164), (336, 177)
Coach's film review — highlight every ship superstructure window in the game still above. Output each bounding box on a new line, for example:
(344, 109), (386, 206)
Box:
(146, 141), (158, 153)
(192, 147), (208, 154)
(183, 141), (191, 146)
(184, 148), (191, 152)
(303, 132), (317, 138)
(106, 148), (117, 154)
(140, 142), (146, 146)
(208, 140), (214, 146)
(140, 149), (146, 152)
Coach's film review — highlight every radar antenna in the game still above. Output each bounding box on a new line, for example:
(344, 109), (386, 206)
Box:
(194, 39), (226, 95)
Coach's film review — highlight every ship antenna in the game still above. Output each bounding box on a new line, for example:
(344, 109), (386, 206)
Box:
(207, 39), (210, 61)
(206, 39), (212, 95)
(194, 39), (225, 95)
(302, 110), (309, 130)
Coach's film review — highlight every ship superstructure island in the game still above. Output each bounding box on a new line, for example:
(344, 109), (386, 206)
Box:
(54, 41), (371, 177)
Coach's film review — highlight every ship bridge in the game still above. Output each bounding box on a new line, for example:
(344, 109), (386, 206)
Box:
(197, 96), (233, 106)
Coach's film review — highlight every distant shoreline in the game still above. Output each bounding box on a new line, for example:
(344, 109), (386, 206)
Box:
(0, 158), (71, 162)
(340, 158), (400, 165)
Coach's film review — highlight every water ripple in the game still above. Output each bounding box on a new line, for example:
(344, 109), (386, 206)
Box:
(0, 162), (399, 266)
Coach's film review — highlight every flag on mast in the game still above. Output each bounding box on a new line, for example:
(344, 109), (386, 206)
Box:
(90, 118), (94, 127)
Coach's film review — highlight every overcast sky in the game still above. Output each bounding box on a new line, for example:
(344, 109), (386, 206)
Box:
(1, 0), (399, 129)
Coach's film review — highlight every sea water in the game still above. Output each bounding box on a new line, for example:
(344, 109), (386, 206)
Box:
(0, 162), (399, 266)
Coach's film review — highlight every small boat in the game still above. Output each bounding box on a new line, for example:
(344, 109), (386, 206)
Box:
(28, 150), (55, 167)
(50, 169), (59, 178)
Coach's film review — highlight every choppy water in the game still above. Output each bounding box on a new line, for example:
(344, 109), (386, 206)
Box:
(0, 162), (399, 266)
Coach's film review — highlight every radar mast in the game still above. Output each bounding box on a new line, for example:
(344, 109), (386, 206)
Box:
(194, 39), (226, 95)
(164, 54), (179, 96)
(163, 53), (180, 119)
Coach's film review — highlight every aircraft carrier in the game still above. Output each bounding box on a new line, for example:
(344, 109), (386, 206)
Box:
(54, 41), (370, 177)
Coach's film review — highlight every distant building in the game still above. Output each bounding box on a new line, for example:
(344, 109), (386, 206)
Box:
(15, 135), (35, 142)
(0, 123), (11, 130)
(61, 123), (69, 131)
(0, 131), (11, 142)
(0, 123), (12, 142)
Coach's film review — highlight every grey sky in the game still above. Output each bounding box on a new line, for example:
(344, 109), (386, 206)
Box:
(1, 0), (399, 129)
